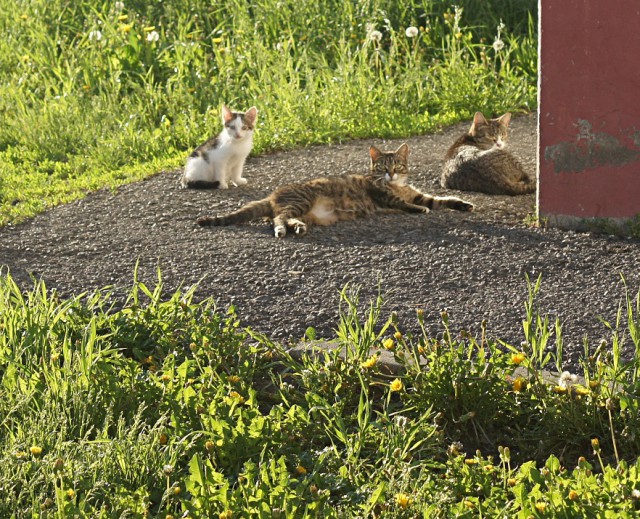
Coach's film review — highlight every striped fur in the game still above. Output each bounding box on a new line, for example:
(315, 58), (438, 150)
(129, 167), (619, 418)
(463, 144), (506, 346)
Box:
(441, 112), (535, 195)
(197, 143), (473, 237)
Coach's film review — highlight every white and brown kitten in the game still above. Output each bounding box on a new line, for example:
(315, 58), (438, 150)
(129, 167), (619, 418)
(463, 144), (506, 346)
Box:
(197, 143), (473, 238)
(181, 105), (258, 189)
(441, 112), (535, 195)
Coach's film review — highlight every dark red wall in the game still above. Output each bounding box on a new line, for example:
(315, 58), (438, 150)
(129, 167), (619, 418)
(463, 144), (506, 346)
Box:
(539, 0), (640, 222)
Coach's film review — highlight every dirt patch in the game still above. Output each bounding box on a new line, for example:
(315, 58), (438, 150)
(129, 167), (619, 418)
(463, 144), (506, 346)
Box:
(1, 113), (639, 369)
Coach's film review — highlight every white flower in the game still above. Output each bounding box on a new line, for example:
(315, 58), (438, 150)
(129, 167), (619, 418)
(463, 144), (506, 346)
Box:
(492, 38), (505, 52)
(114, 1), (125, 11)
(88, 30), (103, 42)
(558, 371), (578, 388)
(405, 26), (419, 38)
(146, 30), (160, 42)
(369, 30), (383, 42)
(394, 415), (409, 428)
(632, 489), (640, 500)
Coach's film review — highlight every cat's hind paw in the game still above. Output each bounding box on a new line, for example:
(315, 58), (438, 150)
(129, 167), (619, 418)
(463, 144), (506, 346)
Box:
(274, 225), (287, 238)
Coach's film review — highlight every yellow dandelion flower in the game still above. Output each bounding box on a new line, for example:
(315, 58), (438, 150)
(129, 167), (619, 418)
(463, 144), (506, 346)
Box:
(143, 26), (156, 32)
(464, 500), (475, 509)
(65, 489), (75, 500)
(390, 378), (403, 392)
(394, 331), (403, 340)
(173, 486), (181, 495)
(483, 464), (494, 472)
(219, 511), (233, 519)
(205, 440), (215, 452)
(119, 23), (132, 33)
(464, 458), (477, 466)
(535, 502), (547, 513)
(161, 374), (171, 383)
(117, 14), (128, 21)
(591, 438), (601, 452)
(295, 464), (307, 475)
(568, 490), (579, 501)
(30, 446), (43, 457)
(507, 478), (517, 487)
(511, 352), (526, 365)
(395, 493), (411, 508)
(212, 37), (223, 44)
(158, 433), (169, 445)
(574, 385), (590, 396)
(229, 391), (245, 403)
(227, 375), (241, 384)
(15, 451), (27, 459)
(553, 385), (567, 394)
(512, 377), (526, 392)
(361, 355), (378, 369)
(589, 379), (600, 389)
(383, 338), (395, 350)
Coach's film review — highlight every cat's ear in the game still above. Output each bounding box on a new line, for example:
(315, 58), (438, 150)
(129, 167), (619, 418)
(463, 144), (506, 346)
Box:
(369, 146), (382, 162)
(496, 112), (511, 127)
(469, 112), (488, 135)
(395, 143), (409, 161)
(244, 106), (258, 125)
(221, 105), (234, 124)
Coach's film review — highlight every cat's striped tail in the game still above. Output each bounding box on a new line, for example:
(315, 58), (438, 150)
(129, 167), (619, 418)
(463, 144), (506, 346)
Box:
(196, 199), (273, 227)
(414, 193), (474, 212)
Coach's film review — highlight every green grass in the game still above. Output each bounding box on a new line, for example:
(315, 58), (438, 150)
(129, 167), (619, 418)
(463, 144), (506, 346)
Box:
(0, 0), (537, 226)
(1, 269), (640, 517)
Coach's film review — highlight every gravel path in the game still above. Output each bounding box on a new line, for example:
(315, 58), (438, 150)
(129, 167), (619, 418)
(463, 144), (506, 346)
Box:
(1, 113), (639, 368)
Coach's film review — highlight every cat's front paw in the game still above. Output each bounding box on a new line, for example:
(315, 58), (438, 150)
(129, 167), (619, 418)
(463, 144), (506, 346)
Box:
(274, 225), (287, 238)
(292, 221), (307, 235)
(456, 200), (474, 212)
(234, 178), (248, 186)
(218, 181), (229, 189)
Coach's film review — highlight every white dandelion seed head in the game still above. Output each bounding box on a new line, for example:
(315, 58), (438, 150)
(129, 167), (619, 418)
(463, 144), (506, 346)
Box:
(492, 38), (505, 52)
(632, 489), (640, 500)
(146, 30), (160, 42)
(405, 26), (419, 38)
(369, 30), (383, 42)
(558, 371), (578, 388)
(394, 415), (409, 428)
(114, 1), (125, 11)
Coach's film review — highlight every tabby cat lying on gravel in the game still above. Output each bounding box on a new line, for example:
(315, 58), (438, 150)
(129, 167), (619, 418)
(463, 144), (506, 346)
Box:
(197, 143), (474, 238)
(441, 112), (535, 195)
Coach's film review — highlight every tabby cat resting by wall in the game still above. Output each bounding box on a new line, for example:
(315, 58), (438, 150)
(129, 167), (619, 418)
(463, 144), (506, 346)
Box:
(197, 143), (473, 238)
(181, 105), (258, 189)
(441, 112), (535, 195)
